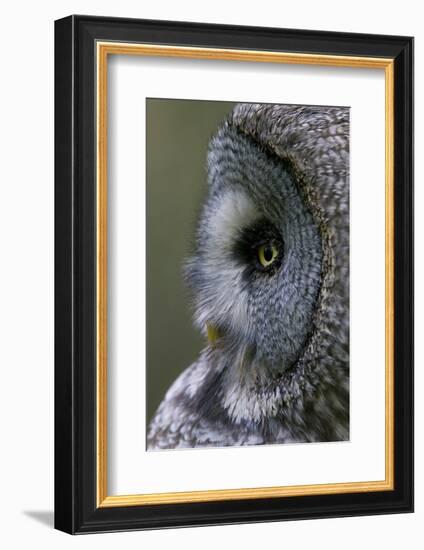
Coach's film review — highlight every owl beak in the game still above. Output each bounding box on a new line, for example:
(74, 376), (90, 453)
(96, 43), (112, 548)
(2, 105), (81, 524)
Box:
(206, 322), (221, 345)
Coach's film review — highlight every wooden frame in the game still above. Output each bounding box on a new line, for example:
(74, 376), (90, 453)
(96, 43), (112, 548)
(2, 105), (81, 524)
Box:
(55, 15), (413, 533)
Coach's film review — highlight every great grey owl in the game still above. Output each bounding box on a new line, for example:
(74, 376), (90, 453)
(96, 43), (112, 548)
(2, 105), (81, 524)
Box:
(147, 103), (349, 449)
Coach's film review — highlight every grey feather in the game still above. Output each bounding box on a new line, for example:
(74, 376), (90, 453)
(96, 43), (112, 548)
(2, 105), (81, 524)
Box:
(148, 103), (349, 449)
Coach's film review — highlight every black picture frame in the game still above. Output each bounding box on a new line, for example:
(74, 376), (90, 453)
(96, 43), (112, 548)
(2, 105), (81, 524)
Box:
(55, 14), (413, 534)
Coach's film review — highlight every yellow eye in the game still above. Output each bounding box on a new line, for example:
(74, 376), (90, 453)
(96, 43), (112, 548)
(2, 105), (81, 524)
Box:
(258, 243), (278, 267)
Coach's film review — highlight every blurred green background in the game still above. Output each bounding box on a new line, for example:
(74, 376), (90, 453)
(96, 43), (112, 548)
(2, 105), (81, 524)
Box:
(146, 98), (236, 423)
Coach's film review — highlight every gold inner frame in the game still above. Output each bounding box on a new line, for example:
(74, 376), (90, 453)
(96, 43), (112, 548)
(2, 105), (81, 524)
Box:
(96, 42), (395, 508)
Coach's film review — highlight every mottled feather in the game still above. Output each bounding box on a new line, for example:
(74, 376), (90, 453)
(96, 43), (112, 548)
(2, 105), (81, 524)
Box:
(148, 103), (349, 449)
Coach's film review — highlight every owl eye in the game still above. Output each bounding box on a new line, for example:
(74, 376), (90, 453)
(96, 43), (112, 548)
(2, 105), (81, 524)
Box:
(258, 243), (279, 267)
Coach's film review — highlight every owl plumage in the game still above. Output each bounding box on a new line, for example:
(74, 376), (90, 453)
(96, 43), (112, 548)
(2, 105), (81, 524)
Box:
(148, 103), (349, 449)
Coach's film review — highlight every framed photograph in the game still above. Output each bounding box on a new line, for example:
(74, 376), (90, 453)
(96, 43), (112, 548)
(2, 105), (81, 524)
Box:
(54, 15), (413, 534)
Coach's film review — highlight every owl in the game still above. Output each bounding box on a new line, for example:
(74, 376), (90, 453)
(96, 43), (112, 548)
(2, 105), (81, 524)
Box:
(147, 103), (349, 449)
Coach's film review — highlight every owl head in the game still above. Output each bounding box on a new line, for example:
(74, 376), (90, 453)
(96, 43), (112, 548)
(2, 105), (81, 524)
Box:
(185, 103), (349, 383)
